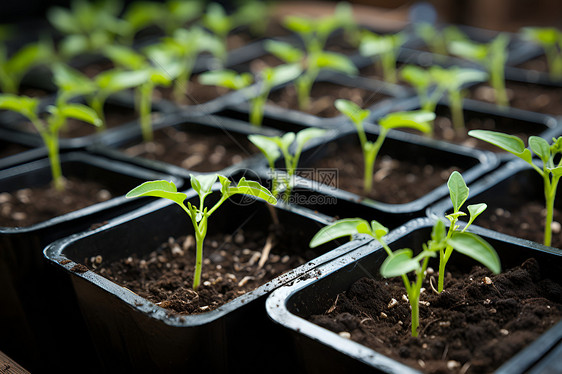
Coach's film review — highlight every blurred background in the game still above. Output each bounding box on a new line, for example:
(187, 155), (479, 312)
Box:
(2, 0), (562, 31)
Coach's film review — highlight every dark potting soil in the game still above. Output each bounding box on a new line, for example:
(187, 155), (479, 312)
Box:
(0, 143), (30, 159)
(309, 258), (562, 374)
(0, 177), (114, 227)
(87, 225), (307, 315)
(268, 81), (392, 118)
(305, 142), (460, 204)
(120, 125), (255, 172)
(155, 76), (231, 106)
(477, 201), (562, 249)
(469, 82), (562, 116)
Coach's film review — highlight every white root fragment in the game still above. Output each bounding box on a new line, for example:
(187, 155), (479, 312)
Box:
(338, 331), (351, 339)
(388, 298), (398, 309)
(237, 276), (255, 287)
(257, 233), (275, 269)
(326, 295), (339, 314)
(447, 360), (461, 370)
(247, 252), (261, 267)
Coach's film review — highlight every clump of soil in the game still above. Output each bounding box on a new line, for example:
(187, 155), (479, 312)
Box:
(305, 141), (460, 204)
(0, 177), (114, 227)
(120, 126), (256, 172)
(308, 258), (562, 374)
(87, 225), (307, 315)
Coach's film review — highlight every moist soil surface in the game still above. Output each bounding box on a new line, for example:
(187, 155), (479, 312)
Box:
(86, 225), (307, 315)
(309, 258), (562, 374)
(305, 141), (460, 204)
(469, 82), (562, 116)
(0, 177), (114, 227)
(120, 125), (255, 172)
(477, 201), (562, 249)
(268, 81), (392, 118)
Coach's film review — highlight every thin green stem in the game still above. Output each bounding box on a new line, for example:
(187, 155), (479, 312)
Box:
(449, 90), (464, 132)
(381, 52), (397, 84)
(250, 95), (266, 126)
(139, 83), (154, 142)
(363, 128), (388, 193)
(90, 94), (106, 131)
(490, 62), (508, 107)
(543, 175), (559, 247)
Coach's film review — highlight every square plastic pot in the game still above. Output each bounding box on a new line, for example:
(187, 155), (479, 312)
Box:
(0, 150), (182, 372)
(43, 189), (369, 372)
(266, 217), (562, 373)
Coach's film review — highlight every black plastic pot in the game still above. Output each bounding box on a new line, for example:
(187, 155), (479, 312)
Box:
(384, 96), (559, 163)
(252, 122), (497, 225)
(0, 150), (182, 372)
(266, 217), (562, 373)
(427, 159), (562, 249)
(90, 110), (282, 179)
(43, 187), (370, 373)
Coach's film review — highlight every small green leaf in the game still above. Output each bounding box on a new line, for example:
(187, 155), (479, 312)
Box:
(378, 110), (434, 133)
(380, 248), (419, 278)
(190, 174), (218, 197)
(370, 220), (389, 240)
(467, 203), (487, 227)
(400, 65), (430, 88)
(431, 219), (446, 243)
(270, 63), (303, 86)
(469, 130), (534, 163)
(0, 94), (39, 118)
(335, 99), (370, 124)
(198, 70), (253, 90)
(448, 171), (469, 213)
(309, 218), (369, 248)
(264, 40), (304, 64)
(312, 51), (357, 75)
(295, 128), (327, 151)
(126, 180), (187, 206)
(226, 177), (277, 205)
(248, 134), (281, 166)
(95, 69), (150, 93)
(448, 232), (501, 274)
(547, 166), (562, 177)
(58, 103), (102, 126)
(529, 136), (550, 164)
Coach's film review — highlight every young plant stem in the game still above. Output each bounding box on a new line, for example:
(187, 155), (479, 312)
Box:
(250, 95), (266, 127)
(89, 95), (107, 131)
(543, 174), (560, 247)
(409, 257), (429, 337)
(173, 60), (194, 103)
(192, 217), (207, 291)
(491, 58), (508, 107)
(139, 83), (154, 142)
(296, 68), (317, 110)
(381, 52), (397, 84)
(449, 90), (465, 132)
(363, 128), (388, 193)
(44, 132), (64, 191)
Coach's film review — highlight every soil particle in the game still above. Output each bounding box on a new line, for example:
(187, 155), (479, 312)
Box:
(308, 258), (562, 373)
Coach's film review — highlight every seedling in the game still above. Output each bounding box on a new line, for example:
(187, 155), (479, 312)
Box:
(0, 40), (53, 94)
(359, 31), (405, 84)
(0, 94), (101, 190)
(520, 27), (562, 80)
(309, 171), (500, 337)
(414, 23), (469, 55)
(248, 128), (328, 201)
(449, 33), (510, 107)
(198, 64), (302, 126)
(429, 66), (488, 132)
(121, 0), (203, 42)
(157, 27), (222, 103)
(335, 99), (434, 193)
(103, 45), (180, 141)
(201, 2), (238, 63)
(52, 63), (147, 130)
(126, 175), (277, 291)
(469, 130), (562, 247)
(400, 65), (440, 114)
(231, 0), (271, 37)
(265, 39), (357, 110)
(47, 0), (127, 58)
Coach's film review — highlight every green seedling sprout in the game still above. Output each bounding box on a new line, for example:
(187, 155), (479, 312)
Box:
(201, 3), (237, 64)
(309, 171), (500, 337)
(198, 64), (302, 126)
(158, 27), (222, 103)
(122, 0), (203, 42)
(232, 0), (271, 37)
(469, 130), (562, 247)
(48, 0), (128, 58)
(103, 45), (180, 142)
(449, 33), (510, 107)
(414, 23), (469, 55)
(126, 175), (277, 291)
(0, 94), (101, 190)
(429, 66), (488, 132)
(335, 99), (434, 193)
(248, 128), (328, 201)
(520, 27), (562, 80)
(400, 65), (440, 114)
(52, 63), (147, 130)
(265, 39), (357, 110)
(0, 40), (53, 94)
(359, 31), (405, 84)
